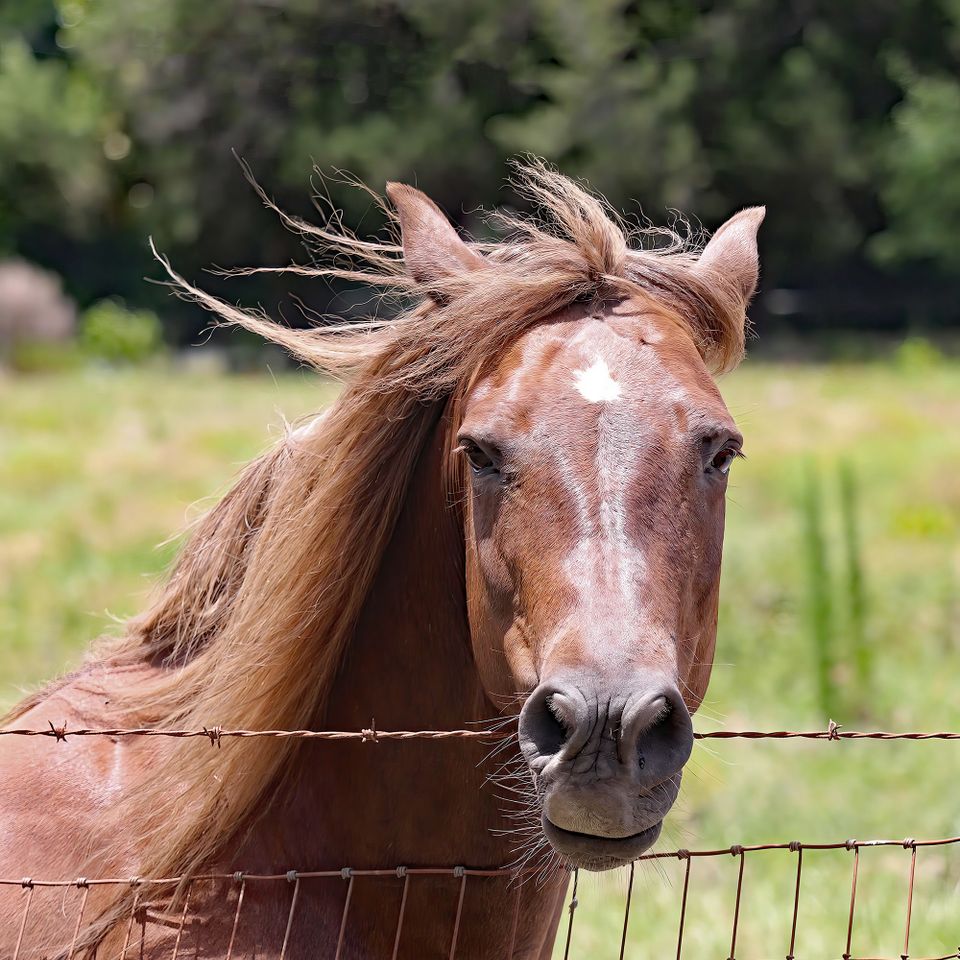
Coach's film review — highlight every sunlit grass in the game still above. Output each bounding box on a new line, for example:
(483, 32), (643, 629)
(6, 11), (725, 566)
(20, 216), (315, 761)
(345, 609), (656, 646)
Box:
(0, 365), (335, 698)
(2, 359), (959, 957)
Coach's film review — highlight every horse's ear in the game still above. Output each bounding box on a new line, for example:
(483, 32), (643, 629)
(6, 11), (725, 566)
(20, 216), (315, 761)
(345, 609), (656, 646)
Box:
(386, 182), (485, 295)
(695, 206), (765, 305)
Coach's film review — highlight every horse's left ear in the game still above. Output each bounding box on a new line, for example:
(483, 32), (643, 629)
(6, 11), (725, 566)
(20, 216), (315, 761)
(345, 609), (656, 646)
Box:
(695, 206), (765, 305)
(386, 182), (486, 296)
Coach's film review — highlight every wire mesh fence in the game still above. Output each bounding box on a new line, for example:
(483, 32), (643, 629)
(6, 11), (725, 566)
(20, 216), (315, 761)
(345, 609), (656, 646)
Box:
(3, 866), (524, 960)
(3, 724), (960, 958)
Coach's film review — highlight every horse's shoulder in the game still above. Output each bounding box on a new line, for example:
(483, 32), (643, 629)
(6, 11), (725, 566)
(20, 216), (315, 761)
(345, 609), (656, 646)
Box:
(0, 665), (162, 896)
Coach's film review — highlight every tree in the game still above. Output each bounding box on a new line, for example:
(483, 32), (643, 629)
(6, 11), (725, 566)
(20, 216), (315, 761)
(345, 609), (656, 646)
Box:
(2, 0), (960, 338)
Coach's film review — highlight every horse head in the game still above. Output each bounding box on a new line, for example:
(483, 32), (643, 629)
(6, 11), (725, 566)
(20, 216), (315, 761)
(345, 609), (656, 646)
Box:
(390, 181), (763, 870)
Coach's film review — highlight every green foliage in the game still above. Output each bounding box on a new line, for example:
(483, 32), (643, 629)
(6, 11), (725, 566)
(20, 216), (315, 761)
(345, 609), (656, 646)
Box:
(7, 338), (83, 372)
(0, 36), (114, 251)
(801, 460), (877, 720)
(801, 461), (838, 719)
(839, 461), (871, 707)
(872, 71), (960, 268)
(79, 297), (163, 363)
(892, 334), (947, 372)
(3, 1), (960, 329)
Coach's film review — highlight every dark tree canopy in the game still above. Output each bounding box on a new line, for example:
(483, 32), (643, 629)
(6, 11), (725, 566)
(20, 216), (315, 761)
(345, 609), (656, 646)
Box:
(2, 0), (960, 340)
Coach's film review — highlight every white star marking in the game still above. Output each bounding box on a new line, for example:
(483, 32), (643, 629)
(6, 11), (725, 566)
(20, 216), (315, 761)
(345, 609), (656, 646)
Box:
(573, 357), (621, 403)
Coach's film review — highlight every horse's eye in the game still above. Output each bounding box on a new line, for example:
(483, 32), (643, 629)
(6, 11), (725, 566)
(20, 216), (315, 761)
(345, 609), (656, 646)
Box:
(710, 445), (741, 475)
(458, 439), (499, 477)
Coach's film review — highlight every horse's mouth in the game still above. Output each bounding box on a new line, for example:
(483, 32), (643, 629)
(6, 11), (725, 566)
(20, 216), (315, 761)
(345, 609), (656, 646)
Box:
(541, 815), (662, 871)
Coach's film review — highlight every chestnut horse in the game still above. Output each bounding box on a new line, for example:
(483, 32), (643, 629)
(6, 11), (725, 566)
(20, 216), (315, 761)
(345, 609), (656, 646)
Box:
(0, 162), (762, 957)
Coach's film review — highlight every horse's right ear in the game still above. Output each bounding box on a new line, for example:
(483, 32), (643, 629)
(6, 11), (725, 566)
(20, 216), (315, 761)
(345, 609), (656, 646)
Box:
(386, 182), (486, 296)
(694, 206), (765, 306)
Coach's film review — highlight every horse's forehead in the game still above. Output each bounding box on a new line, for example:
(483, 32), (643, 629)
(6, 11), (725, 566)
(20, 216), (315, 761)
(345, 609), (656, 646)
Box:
(467, 308), (722, 434)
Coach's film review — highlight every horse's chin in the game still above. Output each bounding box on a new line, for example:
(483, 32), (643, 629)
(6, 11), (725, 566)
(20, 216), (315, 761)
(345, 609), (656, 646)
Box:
(541, 815), (662, 871)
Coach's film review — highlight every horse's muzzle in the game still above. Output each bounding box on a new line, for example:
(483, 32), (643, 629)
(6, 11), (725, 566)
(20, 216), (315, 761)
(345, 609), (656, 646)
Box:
(518, 673), (693, 870)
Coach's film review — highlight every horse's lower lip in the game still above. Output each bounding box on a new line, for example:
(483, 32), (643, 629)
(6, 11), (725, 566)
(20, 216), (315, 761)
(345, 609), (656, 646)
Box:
(541, 815), (662, 870)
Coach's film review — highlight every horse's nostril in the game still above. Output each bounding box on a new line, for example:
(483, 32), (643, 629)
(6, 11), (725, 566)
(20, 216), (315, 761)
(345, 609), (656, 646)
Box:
(520, 687), (570, 760)
(650, 697), (672, 734)
(635, 698), (669, 767)
(546, 697), (570, 750)
(537, 695), (569, 755)
(630, 687), (693, 777)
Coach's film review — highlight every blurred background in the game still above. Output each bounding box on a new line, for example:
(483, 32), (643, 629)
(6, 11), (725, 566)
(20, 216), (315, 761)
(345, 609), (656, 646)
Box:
(2, 0), (960, 355)
(2, 1), (960, 955)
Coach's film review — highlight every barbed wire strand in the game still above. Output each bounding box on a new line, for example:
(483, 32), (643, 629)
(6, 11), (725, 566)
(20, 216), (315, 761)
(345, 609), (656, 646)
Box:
(7, 720), (960, 744)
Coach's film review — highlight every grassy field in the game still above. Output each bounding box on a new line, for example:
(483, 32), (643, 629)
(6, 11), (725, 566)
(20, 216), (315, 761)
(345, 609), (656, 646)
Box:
(2, 360), (959, 958)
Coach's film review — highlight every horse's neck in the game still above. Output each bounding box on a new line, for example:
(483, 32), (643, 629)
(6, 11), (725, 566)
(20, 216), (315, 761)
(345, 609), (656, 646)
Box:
(228, 413), (567, 957)
(262, 411), (505, 867)
(326, 410), (486, 734)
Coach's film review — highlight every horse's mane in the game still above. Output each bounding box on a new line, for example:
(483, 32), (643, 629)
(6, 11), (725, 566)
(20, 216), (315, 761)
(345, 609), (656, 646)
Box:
(17, 159), (748, 949)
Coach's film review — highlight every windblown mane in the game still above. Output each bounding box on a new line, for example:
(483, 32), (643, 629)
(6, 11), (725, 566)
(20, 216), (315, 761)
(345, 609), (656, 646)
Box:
(24, 160), (748, 948)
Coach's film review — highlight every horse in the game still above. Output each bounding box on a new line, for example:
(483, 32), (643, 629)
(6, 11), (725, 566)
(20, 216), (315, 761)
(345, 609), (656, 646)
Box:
(0, 160), (763, 958)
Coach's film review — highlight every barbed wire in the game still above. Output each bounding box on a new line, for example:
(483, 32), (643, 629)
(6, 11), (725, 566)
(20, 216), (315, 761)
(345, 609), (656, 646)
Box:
(3, 718), (960, 744)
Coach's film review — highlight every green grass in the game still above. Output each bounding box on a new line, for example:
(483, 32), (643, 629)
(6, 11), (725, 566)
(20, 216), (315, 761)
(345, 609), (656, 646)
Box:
(2, 360), (959, 958)
(0, 365), (337, 697)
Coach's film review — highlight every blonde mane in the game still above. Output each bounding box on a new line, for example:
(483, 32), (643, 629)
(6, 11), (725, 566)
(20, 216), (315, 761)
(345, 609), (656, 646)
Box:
(27, 160), (748, 948)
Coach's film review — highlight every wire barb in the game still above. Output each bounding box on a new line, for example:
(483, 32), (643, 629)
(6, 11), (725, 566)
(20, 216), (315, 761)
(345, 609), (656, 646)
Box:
(48, 720), (68, 742)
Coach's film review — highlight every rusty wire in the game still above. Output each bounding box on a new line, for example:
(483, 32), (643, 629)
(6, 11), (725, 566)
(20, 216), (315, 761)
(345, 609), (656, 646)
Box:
(12, 835), (955, 886)
(6, 718), (960, 744)
(5, 836), (960, 959)
(5, 721), (960, 956)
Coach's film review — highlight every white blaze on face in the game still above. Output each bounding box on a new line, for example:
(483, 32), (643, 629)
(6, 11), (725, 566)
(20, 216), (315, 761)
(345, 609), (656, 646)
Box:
(573, 357), (621, 403)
